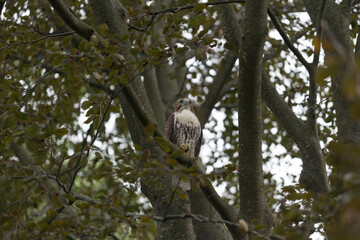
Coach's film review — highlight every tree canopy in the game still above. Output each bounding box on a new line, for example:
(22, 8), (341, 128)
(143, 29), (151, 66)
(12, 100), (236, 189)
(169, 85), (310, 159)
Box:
(1, 0), (360, 239)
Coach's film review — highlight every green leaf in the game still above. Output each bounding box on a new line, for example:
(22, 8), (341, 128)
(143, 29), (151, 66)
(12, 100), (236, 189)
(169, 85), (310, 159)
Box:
(166, 158), (178, 166)
(194, 3), (206, 11)
(81, 157), (88, 168)
(52, 196), (63, 209)
(62, 193), (76, 202)
(52, 54), (63, 66)
(224, 41), (236, 51)
(102, 56), (113, 69)
(144, 123), (155, 136)
(81, 100), (91, 110)
(55, 128), (68, 137)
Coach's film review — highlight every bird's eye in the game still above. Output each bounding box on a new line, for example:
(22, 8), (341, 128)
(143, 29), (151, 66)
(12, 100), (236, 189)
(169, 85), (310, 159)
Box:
(179, 99), (183, 103)
(189, 100), (192, 104)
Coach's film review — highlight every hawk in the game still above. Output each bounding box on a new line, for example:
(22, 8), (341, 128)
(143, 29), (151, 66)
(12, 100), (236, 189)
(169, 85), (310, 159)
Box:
(165, 98), (202, 190)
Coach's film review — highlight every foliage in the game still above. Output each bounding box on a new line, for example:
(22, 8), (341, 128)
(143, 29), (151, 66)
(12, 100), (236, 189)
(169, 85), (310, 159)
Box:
(1, 0), (360, 239)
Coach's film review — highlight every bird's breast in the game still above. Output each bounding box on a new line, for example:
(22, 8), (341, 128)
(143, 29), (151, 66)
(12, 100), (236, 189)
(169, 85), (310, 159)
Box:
(174, 109), (200, 127)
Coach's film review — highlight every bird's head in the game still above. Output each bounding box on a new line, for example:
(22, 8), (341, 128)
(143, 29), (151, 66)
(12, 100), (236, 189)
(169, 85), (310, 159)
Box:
(175, 98), (194, 112)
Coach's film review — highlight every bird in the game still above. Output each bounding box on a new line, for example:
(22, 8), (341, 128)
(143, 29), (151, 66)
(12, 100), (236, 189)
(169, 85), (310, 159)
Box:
(165, 98), (202, 191)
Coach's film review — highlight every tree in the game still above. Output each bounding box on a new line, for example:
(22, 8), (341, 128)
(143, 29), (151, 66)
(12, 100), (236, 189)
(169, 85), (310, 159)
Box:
(1, 0), (360, 239)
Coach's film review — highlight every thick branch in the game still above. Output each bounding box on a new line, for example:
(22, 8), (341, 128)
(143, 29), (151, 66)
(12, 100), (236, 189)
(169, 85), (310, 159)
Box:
(10, 142), (34, 166)
(217, 2), (243, 50)
(198, 51), (237, 128)
(199, 181), (242, 239)
(47, 0), (94, 40)
(143, 68), (166, 130)
(261, 72), (306, 144)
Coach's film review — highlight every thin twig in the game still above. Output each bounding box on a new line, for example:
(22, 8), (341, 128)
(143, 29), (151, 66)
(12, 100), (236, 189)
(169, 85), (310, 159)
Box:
(128, 0), (245, 31)
(19, 65), (62, 110)
(307, 0), (326, 133)
(0, 31), (75, 51)
(67, 192), (284, 240)
(267, 7), (312, 72)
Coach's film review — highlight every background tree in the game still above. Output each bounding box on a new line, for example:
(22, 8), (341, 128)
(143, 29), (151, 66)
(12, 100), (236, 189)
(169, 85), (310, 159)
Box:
(1, 0), (360, 239)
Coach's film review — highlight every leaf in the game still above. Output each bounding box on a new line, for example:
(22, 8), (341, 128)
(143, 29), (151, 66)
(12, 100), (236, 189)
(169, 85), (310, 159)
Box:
(108, 70), (119, 79)
(102, 56), (113, 69)
(316, 66), (330, 87)
(166, 158), (178, 166)
(144, 123), (155, 136)
(55, 128), (68, 137)
(140, 216), (152, 223)
(155, 136), (171, 153)
(176, 191), (187, 200)
(52, 54), (63, 66)
(84, 115), (95, 124)
(81, 157), (88, 168)
(52, 196), (63, 209)
(224, 41), (236, 51)
(62, 193), (76, 202)
(282, 186), (296, 194)
(81, 100), (91, 110)
(194, 3), (206, 11)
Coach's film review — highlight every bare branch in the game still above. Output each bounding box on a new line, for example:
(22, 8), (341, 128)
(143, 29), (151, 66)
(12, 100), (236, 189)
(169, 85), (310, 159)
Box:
(71, 193), (284, 240)
(0, 31), (75, 51)
(198, 51), (237, 128)
(267, 7), (312, 72)
(264, 30), (307, 61)
(128, 0), (245, 32)
(261, 71), (306, 144)
(10, 142), (34, 166)
(20, 65), (62, 109)
(47, 0), (94, 40)
(199, 180), (242, 238)
(307, 0), (327, 134)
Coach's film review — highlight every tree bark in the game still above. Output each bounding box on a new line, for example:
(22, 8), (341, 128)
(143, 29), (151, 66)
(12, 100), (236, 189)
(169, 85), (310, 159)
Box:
(303, 0), (360, 144)
(189, 188), (232, 240)
(88, 0), (196, 239)
(261, 72), (330, 192)
(238, 0), (273, 237)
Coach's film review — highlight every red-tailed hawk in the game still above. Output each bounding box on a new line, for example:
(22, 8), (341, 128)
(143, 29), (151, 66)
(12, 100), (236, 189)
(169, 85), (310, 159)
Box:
(165, 98), (202, 190)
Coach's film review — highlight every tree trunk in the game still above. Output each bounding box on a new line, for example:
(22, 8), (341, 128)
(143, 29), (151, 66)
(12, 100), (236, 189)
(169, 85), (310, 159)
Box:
(238, 0), (273, 237)
(303, 0), (360, 144)
(89, 1), (196, 239)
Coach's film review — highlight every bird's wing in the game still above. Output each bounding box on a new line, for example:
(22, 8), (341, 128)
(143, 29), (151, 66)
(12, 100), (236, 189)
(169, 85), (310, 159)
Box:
(165, 113), (176, 144)
(194, 128), (202, 158)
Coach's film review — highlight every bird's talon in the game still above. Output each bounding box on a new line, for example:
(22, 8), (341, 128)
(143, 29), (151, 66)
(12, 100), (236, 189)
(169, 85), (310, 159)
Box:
(180, 144), (189, 152)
